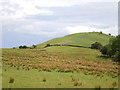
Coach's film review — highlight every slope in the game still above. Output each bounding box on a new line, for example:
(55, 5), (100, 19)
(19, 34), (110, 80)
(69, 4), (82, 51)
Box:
(36, 32), (113, 48)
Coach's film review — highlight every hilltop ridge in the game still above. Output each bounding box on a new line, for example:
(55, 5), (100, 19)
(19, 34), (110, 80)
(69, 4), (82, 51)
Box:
(36, 32), (114, 48)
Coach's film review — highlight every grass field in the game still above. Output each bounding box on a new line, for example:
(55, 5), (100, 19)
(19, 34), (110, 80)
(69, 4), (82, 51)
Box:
(2, 46), (118, 88)
(36, 32), (113, 48)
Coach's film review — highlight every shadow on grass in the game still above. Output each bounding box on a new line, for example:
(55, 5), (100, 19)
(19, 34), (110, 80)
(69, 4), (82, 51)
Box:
(96, 55), (110, 59)
(97, 56), (119, 62)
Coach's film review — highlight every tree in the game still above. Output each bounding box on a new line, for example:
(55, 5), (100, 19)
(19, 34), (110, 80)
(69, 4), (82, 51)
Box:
(32, 45), (36, 48)
(100, 35), (120, 61)
(19, 45), (28, 49)
(91, 42), (103, 50)
(22, 45), (28, 49)
(100, 45), (109, 55)
(114, 51), (120, 61)
(19, 46), (23, 49)
(109, 33), (111, 36)
(46, 44), (50, 47)
(100, 31), (102, 34)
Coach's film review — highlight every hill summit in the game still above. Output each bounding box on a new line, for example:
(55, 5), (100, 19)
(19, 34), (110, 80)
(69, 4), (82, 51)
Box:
(36, 32), (113, 48)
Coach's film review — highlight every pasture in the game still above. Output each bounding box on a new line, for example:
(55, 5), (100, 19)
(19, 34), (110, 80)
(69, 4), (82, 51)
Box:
(2, 46), (118, 88)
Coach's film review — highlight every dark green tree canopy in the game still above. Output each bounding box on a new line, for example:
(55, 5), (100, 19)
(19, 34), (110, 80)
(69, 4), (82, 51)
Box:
(91, 42), (103, 50)
(100, 35), (120, 61)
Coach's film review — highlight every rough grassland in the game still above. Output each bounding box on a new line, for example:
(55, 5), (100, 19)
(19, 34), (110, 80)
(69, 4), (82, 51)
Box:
(2, 47), (118, 88)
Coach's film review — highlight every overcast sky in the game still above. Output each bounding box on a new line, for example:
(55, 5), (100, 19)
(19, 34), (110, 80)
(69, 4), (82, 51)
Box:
(1, 0), (119, 48)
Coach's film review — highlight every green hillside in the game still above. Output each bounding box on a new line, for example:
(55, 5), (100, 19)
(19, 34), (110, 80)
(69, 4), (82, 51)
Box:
(36, 32), (113, 48)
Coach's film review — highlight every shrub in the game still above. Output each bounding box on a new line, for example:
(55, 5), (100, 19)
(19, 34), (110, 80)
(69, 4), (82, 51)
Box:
(100, 45), (109, 55)
(91, 42), (102, 50)
(19, 46), (23, 49)
(100, 35), (120, 61)
(100, 31), (102, 34)
(22, 45), (28, 49)
(9, 77), (14, 83)
(32, 45), (36, 48)
(19, 45), (28, 49)
(114, 51), (120, 62)
(47, 44), (50, 47)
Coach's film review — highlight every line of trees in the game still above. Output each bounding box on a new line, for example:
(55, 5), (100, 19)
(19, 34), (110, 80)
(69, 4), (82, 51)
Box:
(13, 45), (37, 49)
(19, 45), (28, 49)
(91, 35), (120, 62)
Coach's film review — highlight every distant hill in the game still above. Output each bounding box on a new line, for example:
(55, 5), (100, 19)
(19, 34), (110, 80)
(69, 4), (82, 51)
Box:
(36, 32), (114, 48)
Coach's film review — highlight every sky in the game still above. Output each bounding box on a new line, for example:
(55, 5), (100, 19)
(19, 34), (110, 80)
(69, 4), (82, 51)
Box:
(1, 0), (119, 48)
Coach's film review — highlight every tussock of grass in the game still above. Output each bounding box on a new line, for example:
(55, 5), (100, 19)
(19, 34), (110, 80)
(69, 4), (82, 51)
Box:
(43, 78), (46, 82)
(9, 77), (14, 83)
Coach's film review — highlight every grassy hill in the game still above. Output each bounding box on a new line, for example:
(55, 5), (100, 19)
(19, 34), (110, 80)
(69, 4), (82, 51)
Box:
(2, 32), (118, 88)
(36, 32), (113, 48)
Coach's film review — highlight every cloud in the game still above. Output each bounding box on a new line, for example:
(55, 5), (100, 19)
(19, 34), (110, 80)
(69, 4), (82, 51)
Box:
(1, 1), (118, 48)
(0, 0), (118, 20)
(0, 0), (53, 20)
(65, 25), (118, 36)
(7, 20), (68, 37)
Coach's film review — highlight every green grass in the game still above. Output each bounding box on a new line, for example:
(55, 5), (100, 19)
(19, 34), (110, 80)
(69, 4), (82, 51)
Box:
(36, 32), (113, 48)
(3, 65), (118, 88)
(2, 47), (118, 88)
(1, 32), (117, 88)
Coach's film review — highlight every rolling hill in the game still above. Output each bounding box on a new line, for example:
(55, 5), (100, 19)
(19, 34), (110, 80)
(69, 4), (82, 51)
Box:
(36, 32), (114, 48)
(2, 32), (118, 88)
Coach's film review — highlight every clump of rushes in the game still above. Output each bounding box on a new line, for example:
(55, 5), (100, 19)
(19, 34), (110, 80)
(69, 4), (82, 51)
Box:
(9, 77), (14, 83)
(58, 83), (61, 85)
(112, 81), (117, 88)
(4, 69), (7, 71)
(94, 85), (101, 90)
(74, 82), (82, 86)
(43, 78), (46, 82)
(17, 67), (19, 70)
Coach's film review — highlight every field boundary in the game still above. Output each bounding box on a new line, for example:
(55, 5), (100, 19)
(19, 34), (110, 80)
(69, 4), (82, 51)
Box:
(44, 44), (91, 48)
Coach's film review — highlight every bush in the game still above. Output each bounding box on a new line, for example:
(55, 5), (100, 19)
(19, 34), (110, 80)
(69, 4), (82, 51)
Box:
(100, 45), (108, 55)
(114, 51), (120, 62)
(47, 44), (50, 46)
(32, 45), (36, 48)
(45, 44), (51, 48)
(22, 45), (28, 49)
(100, 35), (120, 61)
(19, 45), (28, 49)
(91, 42), (103, 50)
(19, 46), (23, 49)
(100, 31), (102, 34)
